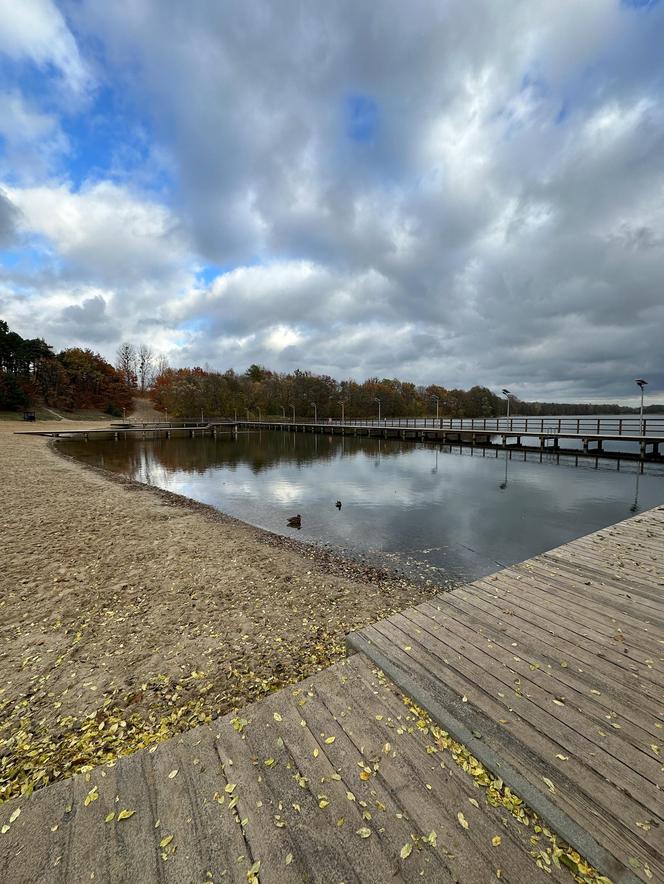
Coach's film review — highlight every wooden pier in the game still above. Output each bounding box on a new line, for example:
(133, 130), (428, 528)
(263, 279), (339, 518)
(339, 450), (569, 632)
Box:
(235, 419), (664, 462)
(15, 415), (664, 461)
(350, 505), (664, 884)
(1, 507), (662, 882)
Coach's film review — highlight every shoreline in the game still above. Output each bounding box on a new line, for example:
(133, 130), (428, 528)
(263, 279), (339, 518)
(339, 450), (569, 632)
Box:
(0, 420), (440, 804)
(51, 435), (427, 591)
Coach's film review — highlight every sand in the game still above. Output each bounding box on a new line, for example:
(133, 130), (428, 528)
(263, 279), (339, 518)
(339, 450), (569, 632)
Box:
(0, 418), (435, 802)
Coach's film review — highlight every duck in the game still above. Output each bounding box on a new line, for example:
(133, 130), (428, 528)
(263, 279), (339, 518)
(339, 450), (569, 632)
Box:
(335, 500), (342, 509)
(287, 514), (302, 528)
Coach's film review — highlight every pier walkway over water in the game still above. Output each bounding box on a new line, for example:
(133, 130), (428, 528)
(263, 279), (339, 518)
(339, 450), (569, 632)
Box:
(1, 508), (663, 883)
(15, 414), (664, 462)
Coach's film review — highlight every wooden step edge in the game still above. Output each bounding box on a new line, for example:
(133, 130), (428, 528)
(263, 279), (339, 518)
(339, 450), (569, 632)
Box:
(346, 629), (641, 884)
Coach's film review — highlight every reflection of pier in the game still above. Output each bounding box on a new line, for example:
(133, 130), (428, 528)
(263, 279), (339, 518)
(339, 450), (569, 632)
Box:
(235, 417), (664, 465)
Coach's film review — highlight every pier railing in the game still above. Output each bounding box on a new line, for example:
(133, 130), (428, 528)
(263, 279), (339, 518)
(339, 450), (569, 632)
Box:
(237, 416), (664, 437)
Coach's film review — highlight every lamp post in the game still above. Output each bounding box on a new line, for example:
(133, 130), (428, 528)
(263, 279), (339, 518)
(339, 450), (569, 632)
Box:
(311, 401), (317, 422)
(280, 405), (286, 418)
(635, 379), (648, 435)
(432, 394), (439, 420)
(257, 407), (262, 422)
(289, 404), (295, 422)
(339, 400), (345, 422)
(502, 389), (511, 423)
(375, 397), (381, 423)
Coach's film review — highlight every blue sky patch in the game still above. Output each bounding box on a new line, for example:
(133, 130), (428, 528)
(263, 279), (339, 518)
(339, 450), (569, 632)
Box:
(345, 94), (379, 142)
(621, 0), (659, 8)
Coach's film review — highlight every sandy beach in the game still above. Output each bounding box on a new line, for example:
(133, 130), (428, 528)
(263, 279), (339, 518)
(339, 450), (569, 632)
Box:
(0, 419), (435, 803)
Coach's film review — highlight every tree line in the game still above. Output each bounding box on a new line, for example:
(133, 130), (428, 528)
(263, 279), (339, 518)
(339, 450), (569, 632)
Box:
(150, 363), (657, 421)
(3, 320), (657, 419)
(0, 320), (133, 415)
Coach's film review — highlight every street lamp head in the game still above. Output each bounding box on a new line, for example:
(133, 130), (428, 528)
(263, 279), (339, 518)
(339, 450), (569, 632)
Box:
(635, 379), (648, 389)
(502, 389), (510, 397)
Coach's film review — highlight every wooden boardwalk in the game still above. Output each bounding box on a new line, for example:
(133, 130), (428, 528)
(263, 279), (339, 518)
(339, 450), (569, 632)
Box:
(0, 656), (569, 884)
(2, 507), (662, 882)
(350, 506), (664, 884)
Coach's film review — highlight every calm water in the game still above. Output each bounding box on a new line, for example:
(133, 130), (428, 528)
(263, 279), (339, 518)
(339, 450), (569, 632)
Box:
(60, 430), (664, 585)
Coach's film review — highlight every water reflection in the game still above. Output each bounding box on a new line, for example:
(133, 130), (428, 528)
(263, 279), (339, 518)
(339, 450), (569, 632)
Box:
(60, 431), (664, 586)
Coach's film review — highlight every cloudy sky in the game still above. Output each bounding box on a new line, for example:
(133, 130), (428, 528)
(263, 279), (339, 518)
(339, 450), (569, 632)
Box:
(0, 0), (662, 402)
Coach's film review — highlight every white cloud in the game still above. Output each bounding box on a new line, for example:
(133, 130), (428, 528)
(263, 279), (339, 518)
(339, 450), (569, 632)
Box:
(0, 0), (91, 95)
(0, 91), (68, 181)
(7, 180), (192, 285)
(1, 0), (663, 401)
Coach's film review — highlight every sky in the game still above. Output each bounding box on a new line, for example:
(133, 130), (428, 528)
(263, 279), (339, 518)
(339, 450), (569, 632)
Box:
(0, 0), (662, 404)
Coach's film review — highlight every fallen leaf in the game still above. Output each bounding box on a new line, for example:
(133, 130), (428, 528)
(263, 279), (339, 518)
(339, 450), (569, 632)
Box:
(159, 835), (173, 848)
(492, 835), (502, 847)
(325, 736), (335, 745)
(356, 826), (372, 838)
(273, 712), (283, 722)
(542, 777), (556, 793)
(117, 809), (135, 821)
(400, 842), (413, 859)
(457, 812), (469, 829)
(9, 808), (21, 824)
(168, 769), (178, 779)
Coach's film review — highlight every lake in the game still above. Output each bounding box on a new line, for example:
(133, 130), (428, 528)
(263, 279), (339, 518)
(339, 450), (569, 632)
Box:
(59, 429), (664, 586)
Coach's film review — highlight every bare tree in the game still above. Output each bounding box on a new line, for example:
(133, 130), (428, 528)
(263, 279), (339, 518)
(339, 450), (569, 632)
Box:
(155, 354), (169, 378)
(115, 342), (137, 388)
(136, 343), (154, 392)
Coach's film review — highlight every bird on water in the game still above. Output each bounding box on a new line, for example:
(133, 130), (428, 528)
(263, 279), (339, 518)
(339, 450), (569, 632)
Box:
(287, 514), (302, 528)
(335, 501), (342, 509)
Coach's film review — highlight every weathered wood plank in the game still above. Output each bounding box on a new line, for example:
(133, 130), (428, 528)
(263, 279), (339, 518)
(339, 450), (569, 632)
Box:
(0, 655), (570, 884)
(350, 506), (664, 884)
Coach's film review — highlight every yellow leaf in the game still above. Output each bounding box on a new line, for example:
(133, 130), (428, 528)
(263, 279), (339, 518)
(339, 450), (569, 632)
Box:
(359, 771), (371, 781)
(285, 853), (293, 865)
(117, 809), (135, 821)
(168, 769), (178, 779)
(555, 754), (569, 761)
(356, 826), (372, 838)
(542, 777), (556, 793)
(105, 812), (115, 823)
(273, 712), (282, 722)
(159, 835), (173, 848)
(325, 736), (335, 745)
(457, 812), (469, 829)
(492, 835), (502, 847)
(225, 783), (236, 793)
(468, 798), (479, 808)
(319, 799), (329, 809)
(1, 825), (10, 834)
(9, 808), (21, 824)
(400, 842), (413, 859)
(313, 748), (319, 758)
